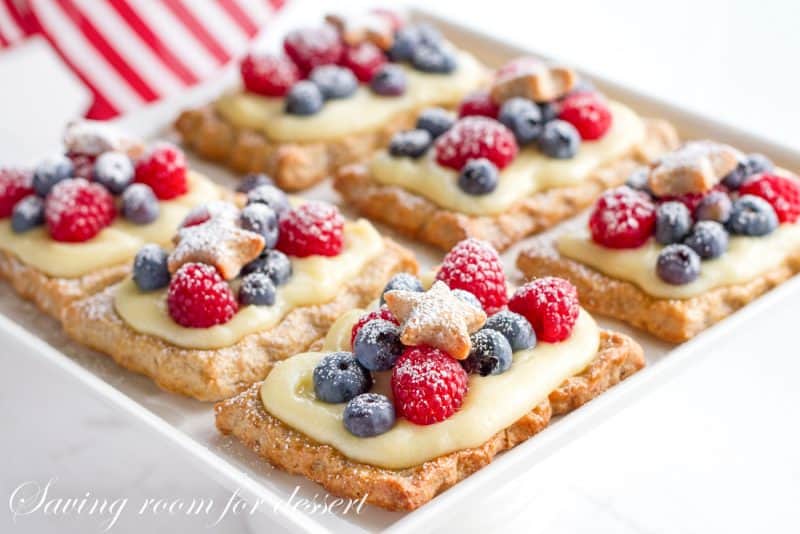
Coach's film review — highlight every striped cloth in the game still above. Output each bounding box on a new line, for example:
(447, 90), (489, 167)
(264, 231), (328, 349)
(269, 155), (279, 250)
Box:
(0, 0), (285, 119)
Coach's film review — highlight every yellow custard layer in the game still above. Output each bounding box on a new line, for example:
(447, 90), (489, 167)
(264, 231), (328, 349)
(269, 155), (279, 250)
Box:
(368, 101), (645, 216)
(557, 223), (800, 299)
(114, 220), (384, 350)
(0, 172), (220, 278)
(214, 51), (485, 143)
(260, 309), (600, 469)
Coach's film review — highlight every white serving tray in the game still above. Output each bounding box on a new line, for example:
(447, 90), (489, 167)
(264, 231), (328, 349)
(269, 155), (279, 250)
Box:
(3, 9), (800, 534)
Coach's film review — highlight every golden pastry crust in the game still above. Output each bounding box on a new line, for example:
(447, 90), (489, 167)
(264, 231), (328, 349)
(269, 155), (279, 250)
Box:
(516, 237), (800, 343)
(333, 118), (679, 251)
(62, 239), (418, 401)
(214, 329), (644, 511)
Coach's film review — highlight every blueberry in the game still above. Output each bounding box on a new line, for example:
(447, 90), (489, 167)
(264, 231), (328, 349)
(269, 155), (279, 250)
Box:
(343, 393), (395, 437)
(388, 129), (431, 158)
(313, 352), (372, 404)
(353, 319), (404, 372)
(452, 289), (483, 310)
(236, 173), (274, 194)
(746, 153), (774, 175)
(458, 158), (499, 196)
(242, 249), (292, 286)
(310, 65), (358, 100)
(727, 195), (778, 236)
(246, 184), (290, 216)
(238, 272), (277, 306)
(463, 329), (513, 376)
(121, 183), (159, 225)
(11, 195), (44, 233)
(370, 64), (407, 96)
(132, 244), (170, 291)
(684, 221), (728, 260)
(33, 154), (73, 196)
(380, 273), (423, 305)
(539, 102), (559, 123)
(240, 203), (278, 249)
(655, 201), (692, 245)
(694, 190), (732, 223)
(721, 157), (750, 190)
(538, 120), (580, 159)
(656, 244), (700, 285)
(415, 107), (454, 138)
(498, 98), (543, 145)
(285, 81), (324, 116)
(626, 166), (652, 193)
(387, 27), (418, 62)
(92, 151), (134, 194)
(483, 310), (536, 352)
(414, 23), (444, 46)
(411, 43), (456, 74)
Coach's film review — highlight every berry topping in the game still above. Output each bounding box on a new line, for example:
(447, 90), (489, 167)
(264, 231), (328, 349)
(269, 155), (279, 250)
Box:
(656, 244), (700, 285)
(45, 178), (115, 242)
(238, 272), (277, 306)
(739, 173), (800, 223)
(388, 129), (432, 158)
(353, 319), (404, 371)
(558, 93), (613, 140)
(463, 329), (513, 376)
(236, 173), (274, 194)
(369, 64), (407, 96)
(180, 201), (237, 229)
(350, 306), (398, 347)
(11, 195), (44, 233)
(434, 117), (518, 171)
(309, 65), (358, 100)
(498, 97), (543, 145)
(166, 263), (238, 328)
(684, 220), (729, 259)
(283, 26), (343, 75)
(745, 153), (774, 175)
(132, 244), (170, 291)
(285, 81), (325, 116)
(720, 157), (751, 190)
(388, 23), (442, 62)
(0, 168), (33, 217)
(537, 119), (581, 159)
(276, 202), (344, 257)
(121, 183), (159, 225)
(381, 273), (423, 304)
(436, 238), (508, 314)
(33, 155), (73, 197)
(240, 53), (300, 97)
(92, 151), (133, 195)
(589, 186), (657, 249)
(457, 158), (499, 196)
(240, 203), (279, 249)
(134, 143), (188, 200)
(457, 90), (499, 119)
(68, 152), (95, 180)
(452, 289), (483, 310)
(341, 42), (386, 83)
(313, 351), (372, 404)
(654, 201), (692, 245)
(411, 43), (456, 73)
(625, 166), (651, 193)
(415, 107), (455, 139)
(391, 346), (469, 425)
(726, 195), (779, 236)
(694, 190), (732, 223)
(483, 310), (536, 352)
(246, 183), (290, 216)
(508, 277), (579, 343)
(242, 249), (293, 286)
(343, 393), (395, 437)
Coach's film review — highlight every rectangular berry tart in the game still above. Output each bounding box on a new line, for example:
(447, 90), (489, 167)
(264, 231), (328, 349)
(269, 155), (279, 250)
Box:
(334, 56), (679, 251)
(0, 121), (228, 320)
(174, 11), (488, 191)
(517, 141), (800, 342)
(62, 195), (417, 401)
(215, 239), (645, 511)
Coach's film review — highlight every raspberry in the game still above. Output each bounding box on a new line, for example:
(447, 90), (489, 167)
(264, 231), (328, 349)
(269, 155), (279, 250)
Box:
(739, 173), (800, 223)
(434, 117), (518, 171)
(240, 53), (300, 97)
(276, 202), (344, 257)
(391, 346), (469, 425)
(67, 152), (96, 180)
(508, 277), (579, 343)
(167, 263), (238, 328)
(661, 184), (728, 215)
(340, 42), (386, 83)
(0, 169), (33, 218)
(436, 238), (508, 314)
(558, 93), (613, 140)
(45, 178), (115, 242)
(457, 90), (499, 119)
(283, 26), (343, 75)
(350, 306), (398, 347)
(135, 143), (188, 200)
(589, 186), (657, 248)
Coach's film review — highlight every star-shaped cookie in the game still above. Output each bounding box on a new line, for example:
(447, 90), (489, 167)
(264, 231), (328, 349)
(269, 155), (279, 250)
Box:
(648, 141), (742, 196)
(384, 281), (487, 360)
(490, 59), (577, 104)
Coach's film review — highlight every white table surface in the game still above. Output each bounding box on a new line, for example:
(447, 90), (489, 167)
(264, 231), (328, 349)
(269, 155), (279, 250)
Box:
(2, 1), (799, 532)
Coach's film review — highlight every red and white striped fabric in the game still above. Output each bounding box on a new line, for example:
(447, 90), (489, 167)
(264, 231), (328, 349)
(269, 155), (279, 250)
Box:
(0, 1), (38, 48)
(1, 0), (285, 119)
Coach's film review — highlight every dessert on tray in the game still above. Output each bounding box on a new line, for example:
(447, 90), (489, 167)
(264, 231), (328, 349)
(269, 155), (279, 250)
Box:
(517, 141), (800, 342)
(0, 121), (226, 319)
(62, 190), (417, 401)
(334, 56), (679, 251)
(175, 11), (488, 191)
(216, 239), (644, 510)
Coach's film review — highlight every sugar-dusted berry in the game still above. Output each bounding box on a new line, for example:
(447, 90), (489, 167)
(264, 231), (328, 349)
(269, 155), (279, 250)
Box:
(508, 277), (579, 343)
(589, 186), (657, 248)
(240, 53), (300, 97)
(0, 168), (33, 218)
(45, 178), (115, 242)
(166, 263), (238, 328)
(457, 90), (499, 119)
(276, 202), (344, 257)
(134, 143), (188, 200)
(434, 116), (518, 171)
(558, 93), (613, 140)
(283, 26), (343, 75)
(436, 238), (508, 314)
(739, 173), (800, 223)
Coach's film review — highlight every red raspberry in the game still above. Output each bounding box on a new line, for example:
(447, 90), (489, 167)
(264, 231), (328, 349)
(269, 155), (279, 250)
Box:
(340, 42), (387, 83)
(350, 306), (398, 346)
(509, 277), (579, 343)
(391, 346), (469, 425)
(67, 152), (96, 180)
(434, 117), (518, 171)
(167, 263), (238, 328)
(436, 238), (508, 314)
(45, 178), (115, 242)
(283, 26), (343, 75)
(589, 186), (656, 248)
(240, 53), (300, 97)
(457, 90), (500, 119)
(0, 168), (33, 218)
(739, 173), (800, 223)
(559, 93), (613, 140)
(276, 202), (344, 257)
(135, 143), (188, 200)
(661, 184), (727, 214)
